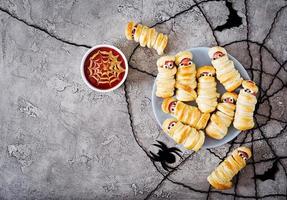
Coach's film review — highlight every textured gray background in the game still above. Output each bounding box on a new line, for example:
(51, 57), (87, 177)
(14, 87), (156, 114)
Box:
(0, 0), (286, 199)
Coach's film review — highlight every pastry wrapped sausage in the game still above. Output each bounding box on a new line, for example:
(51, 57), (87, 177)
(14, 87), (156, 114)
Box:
(208, 46), (243, 92)
(162, 97), (210, 130)
(233, 80), (258, 130)
(163, 118), (205, 152)
(125, 21), (168, 55)
(196, 66), (219, 113)
(206, 92), (238, 140)
(174, 51), (197, 101)
(156, 56), (176, 98)
(207, 147), (252, 190)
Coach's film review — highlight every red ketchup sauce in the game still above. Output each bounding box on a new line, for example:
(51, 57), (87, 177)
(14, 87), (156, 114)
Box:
(84, 47), (126, 90)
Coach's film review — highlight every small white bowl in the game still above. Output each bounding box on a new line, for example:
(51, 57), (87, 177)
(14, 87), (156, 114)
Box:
(80, 44), (128, 92)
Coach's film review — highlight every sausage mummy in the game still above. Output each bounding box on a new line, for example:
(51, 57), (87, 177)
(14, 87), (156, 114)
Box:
(206, 92), (238, 140)
(162, 97), (210, 130)
(207, 147), (252, 190)
(174, 51), (197, 101)
(233, 80), (258, 131)
(125, 21), (168, 55)
(156, 56), (177, 98)
(196, 66), (219, 113)
(163, 118), (205, 152)
(208, 46), (243, 92)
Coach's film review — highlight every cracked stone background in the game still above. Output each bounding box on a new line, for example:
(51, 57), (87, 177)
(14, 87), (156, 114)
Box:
(0, 0), (286, 199)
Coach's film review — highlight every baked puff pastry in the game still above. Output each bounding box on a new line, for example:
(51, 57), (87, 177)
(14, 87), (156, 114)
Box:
(162, 97), (210, 130)
(233, 80), (258, 131)
(196, 66), (219, 113)
(208, 46), (243, 92)
(174, 51), (197, 101)
(156, 56), (177, 98)
(125, 21), (168, 55)
(207, 147), (252, 190)
(206, 92), (238, 140)
(163, 118), (205, 151)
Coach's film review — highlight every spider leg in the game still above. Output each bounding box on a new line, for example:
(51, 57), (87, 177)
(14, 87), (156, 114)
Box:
(168, 147), (182, 153)
(153, 143), (165, 150)
(167, 147), (183, 159)
(172, 151), (183, 159)
(155, 140), (168, 151)
(148, 151), (161, 162)
(161, 162), (170, 171)
(161, 162), (176, 171)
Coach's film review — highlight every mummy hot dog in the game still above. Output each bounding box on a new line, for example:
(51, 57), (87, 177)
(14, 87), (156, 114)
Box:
(125, 21), (168, 55)
(156, 56), (177, 98)
(233, 80), (258, 131)
(174, 51), (197, 101)
(163, 118), (205, 152)
(208, 46), (243, 92)
(207, 147), (252, 190)
(196, 66), (219, 113)
(162, 97), (210, 130)
(206, 92), (238, 140)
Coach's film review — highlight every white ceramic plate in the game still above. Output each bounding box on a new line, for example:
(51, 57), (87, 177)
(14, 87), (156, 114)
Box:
(151, 47), (250, 149)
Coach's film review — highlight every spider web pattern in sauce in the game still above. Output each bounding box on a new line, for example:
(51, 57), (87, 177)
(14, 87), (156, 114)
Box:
(84, 47), (126, 90)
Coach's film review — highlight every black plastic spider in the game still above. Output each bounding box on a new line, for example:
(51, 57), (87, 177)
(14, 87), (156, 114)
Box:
(148, 141), (182, 171)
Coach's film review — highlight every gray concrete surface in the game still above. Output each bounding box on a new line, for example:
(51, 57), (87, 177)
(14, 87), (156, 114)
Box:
(0, 0), (286, 199)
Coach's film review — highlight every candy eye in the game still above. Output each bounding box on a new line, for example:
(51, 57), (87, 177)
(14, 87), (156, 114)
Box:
(168, 122), (176, 130)
(188, 61), (192, 65)
(131, 26), (137, 35)
(223, 99), (226, 103)
(244, 88), (251, 93)
(168, 63), (173, 68)
(164, 65), (168, 69)
(213, 51), (225, 60)
(238, 150), (249, 160)
(179, 63), (183, 67)
(171, 108), (175, 112)
(230, 99), (233, 103)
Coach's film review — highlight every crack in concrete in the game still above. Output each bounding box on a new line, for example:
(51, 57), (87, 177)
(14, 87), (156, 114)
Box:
(0, 6), (92, 49)
(193, 0), (219, 45)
